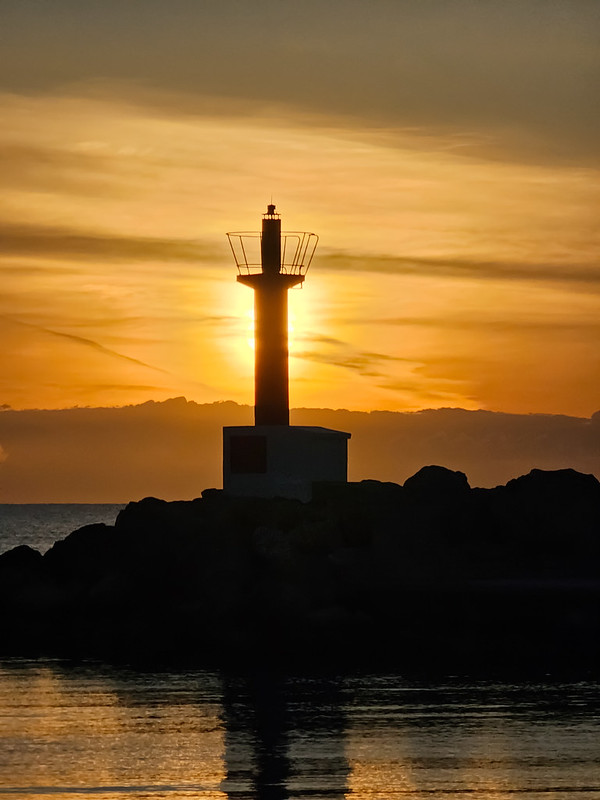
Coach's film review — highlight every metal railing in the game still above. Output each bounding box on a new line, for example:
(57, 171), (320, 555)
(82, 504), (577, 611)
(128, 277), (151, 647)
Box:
(227, 231), (318, 276)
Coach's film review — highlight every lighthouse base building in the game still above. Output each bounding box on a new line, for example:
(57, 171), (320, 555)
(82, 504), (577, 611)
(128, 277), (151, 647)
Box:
(223, 425), (350, 502)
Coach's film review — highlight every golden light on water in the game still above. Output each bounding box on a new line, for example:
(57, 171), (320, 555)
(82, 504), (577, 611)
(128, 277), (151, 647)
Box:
(0, 664), (229, 795)
(1, 664), (594, 797)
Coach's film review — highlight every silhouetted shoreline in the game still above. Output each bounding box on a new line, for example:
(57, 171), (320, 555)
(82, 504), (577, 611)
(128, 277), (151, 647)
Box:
(1, 466), (598, 675)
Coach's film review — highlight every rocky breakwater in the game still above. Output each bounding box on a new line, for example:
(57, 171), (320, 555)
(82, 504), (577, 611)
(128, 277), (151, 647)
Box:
(1, 466), (599, 673)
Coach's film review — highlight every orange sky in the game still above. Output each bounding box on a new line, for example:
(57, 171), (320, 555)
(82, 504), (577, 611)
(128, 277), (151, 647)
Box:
(1, 1), (598, 417)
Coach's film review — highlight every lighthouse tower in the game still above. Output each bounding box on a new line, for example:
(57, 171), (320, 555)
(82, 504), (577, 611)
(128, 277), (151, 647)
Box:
(237, 204), (303, 426)
(222, 205), (350, 501)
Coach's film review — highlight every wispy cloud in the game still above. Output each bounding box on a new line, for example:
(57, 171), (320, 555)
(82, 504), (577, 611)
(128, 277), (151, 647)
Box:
(84, 384), (166, 393)
(318, 251), (600, 288)
(0, 222), (222, 264)
(0, 143), (123, 196)
(377, 382), (473, 406)
(295, 333), (416, 379)
(376, 316), (600, 333)
(2, 314), (170, 374)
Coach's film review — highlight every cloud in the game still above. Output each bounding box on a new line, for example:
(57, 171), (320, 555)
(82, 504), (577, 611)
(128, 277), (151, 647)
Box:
(0, 222), (221, 264)
(294, 334), (416, 378)
(0, 262), (81, 277)
(3, 220), (597, 294)
(0, 143), (125, 197)
(378, 384), (473, 406)
(1, 315), (170, 374)
(83, 384), (166, 393)
(318, 251), (600, 289)
(1, 1), (598, 166)
(377, 316), (600, 333)
(301, 334), (348, 348)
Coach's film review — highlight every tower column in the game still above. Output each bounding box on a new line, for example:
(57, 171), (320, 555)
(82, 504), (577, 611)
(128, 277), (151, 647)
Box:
(254, 281), (290, 425)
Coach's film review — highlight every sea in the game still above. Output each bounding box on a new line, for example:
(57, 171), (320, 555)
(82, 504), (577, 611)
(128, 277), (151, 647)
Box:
(0, 504), (125, 555)
(0, 506), (599, 799)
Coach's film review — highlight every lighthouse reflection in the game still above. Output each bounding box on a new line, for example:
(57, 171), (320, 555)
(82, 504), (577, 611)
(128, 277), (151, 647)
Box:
(220, 672), (349, 799)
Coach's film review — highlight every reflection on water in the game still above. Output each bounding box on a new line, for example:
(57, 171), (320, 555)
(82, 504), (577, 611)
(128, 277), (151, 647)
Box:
(221, 674), (348, 798)
(0, 659), (598, 799)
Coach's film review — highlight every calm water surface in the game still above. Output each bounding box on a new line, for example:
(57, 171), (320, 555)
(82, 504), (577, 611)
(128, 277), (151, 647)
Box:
(0, 660), (598, 799)
(0, 505), (125, 555)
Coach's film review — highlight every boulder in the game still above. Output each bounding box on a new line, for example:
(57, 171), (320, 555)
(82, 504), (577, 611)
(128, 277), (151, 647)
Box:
(403, 465), (470, 496)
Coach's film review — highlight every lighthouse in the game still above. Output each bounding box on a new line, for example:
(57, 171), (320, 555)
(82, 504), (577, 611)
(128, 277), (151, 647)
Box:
(222, 205), (350, 501)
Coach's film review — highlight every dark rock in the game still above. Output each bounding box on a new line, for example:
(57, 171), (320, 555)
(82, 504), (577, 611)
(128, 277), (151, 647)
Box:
(0, 543), (42, 570)
(403, 465), (470, 495)
(0, 465), (598, 673)
(44, 523), (116, 577)
(506, 466), (598, 491)
(0, 544), (43, 598)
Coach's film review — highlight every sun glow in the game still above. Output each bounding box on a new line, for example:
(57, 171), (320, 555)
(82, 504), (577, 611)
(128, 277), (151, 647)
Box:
(246, 308), (255, 353)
